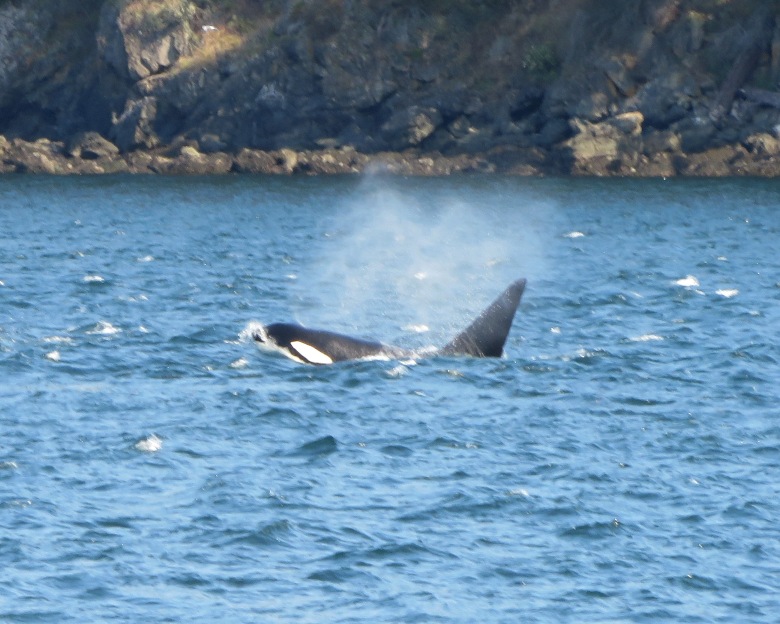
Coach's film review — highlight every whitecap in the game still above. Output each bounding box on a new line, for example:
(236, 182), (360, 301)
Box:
(137, 255), (155, 262)
(239, 321), (265, 342)
(414, 272), (427, 280)
(630, 334), (664, 342)
(564, 231), (585, 238)
(508, 488), (530, 497)
(83, 275), (105, 283)
(550, 326), (561, 334)
(230, 357), (249, 369)
(403, 324), (429, 333)
(87, 321), (121, 335)
(122, 294), (149, 303)
(135, 434), (162, 453)
(386, 364), (409, 378)
(43, 335), (73, 344)
(44, 350), (61, 362)
(715, 289), (739, 298)
(675, 275), (700, 288)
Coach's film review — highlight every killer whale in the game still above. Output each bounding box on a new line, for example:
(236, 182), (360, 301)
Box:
(253, 277), (526, 365)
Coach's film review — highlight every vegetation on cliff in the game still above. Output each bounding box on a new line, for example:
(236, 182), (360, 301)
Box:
(2, 0), (780, 175)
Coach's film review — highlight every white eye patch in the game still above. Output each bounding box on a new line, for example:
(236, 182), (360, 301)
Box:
(291, 341), (334, 365)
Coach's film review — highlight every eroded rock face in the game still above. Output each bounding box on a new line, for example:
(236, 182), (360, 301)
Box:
(111, 97), (160, 151)
(3, 1), (780, 176)
(98, 0), (196, 82)
(0, 4), (45, 102)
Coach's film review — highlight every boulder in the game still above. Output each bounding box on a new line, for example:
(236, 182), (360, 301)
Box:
(295, 148), (365, 174)
(172, 145), (232, 174)
(563, 116), (644, 174)
(232, 148), (279, 174)
(6, 138), (69, 174)
(744, 132), (780, 156)
(67, 132), (120, 160)
(566, 118), (620, 160)
(277, 148), (298, 174)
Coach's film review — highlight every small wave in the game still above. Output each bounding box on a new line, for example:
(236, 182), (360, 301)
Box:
(87, 321), (121, 335)
(716, 289), (739, 298)
(630, 334), (664, 342)
(403, 324), (429, 333)
(508, 487), (530, 497)
(120, 294), (149, 303)
(564, 231), (586, 238)
(137, 255), (155, 262)
(386, 361), (415, 377)
(83, 275), (105, 283)
(135, 434), (162, 453)
(42, 335), (73, 344)
(291, 435), (338, 458)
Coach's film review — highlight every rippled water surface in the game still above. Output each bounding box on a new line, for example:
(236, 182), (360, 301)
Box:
(1, 175), (779, 622)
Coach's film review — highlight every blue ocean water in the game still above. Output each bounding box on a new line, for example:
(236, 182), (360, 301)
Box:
(1, 174), (779, 623)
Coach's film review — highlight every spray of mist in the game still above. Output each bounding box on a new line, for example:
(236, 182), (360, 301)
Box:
(292, 175), (550, 346)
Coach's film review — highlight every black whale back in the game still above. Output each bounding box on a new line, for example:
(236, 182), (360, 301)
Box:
(265, 323), (393, 362)
(255, 277), (527, 364)
(439, 278), (527, 358)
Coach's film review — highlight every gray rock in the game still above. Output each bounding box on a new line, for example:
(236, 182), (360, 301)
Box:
(111, 97), (160, 152)
(744, 132), (780, 156)
(67, 131), (120, 160)
(6, 138), (68, 174)
(381, 106), (443, 150)
(97, 0), (195, 82)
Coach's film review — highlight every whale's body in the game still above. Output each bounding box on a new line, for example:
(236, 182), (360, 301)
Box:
(253, 278), (526, 365)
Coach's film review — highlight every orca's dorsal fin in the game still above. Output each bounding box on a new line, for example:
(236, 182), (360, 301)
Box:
(439, 278), (526, 358)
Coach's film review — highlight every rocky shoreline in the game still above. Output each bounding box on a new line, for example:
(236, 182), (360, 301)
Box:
(3, 1), (780, 177)
(3, 125), (780, 177)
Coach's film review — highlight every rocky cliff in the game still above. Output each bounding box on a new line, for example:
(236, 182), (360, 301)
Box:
(2, 0), (780, 175)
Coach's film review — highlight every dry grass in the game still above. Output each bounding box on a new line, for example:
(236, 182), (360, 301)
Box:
(178, 28), (245, 70)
